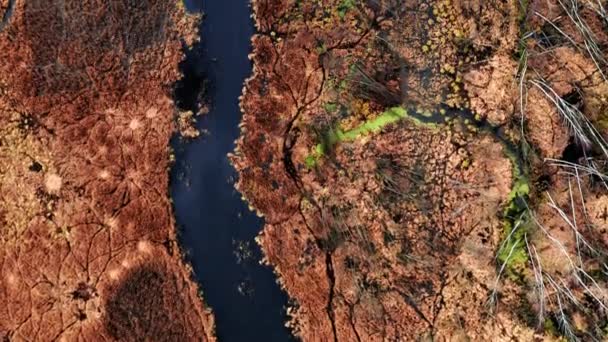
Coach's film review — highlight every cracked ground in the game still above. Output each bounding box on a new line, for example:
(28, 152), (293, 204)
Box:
(2, 0), (608, 341)
(0, 1), (214, 341)
(232, 0), (608, 341)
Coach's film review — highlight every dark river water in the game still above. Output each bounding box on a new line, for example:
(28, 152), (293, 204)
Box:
(171, 1), (293, 341)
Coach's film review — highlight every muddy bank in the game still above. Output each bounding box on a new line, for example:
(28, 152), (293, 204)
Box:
(0, 2), (214, 340)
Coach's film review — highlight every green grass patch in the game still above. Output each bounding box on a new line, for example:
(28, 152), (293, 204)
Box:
(323, 102), (338, 113)
(303, 107), (443, 169)
(517, 0), (529, 24)
(337, 0), (356, 18)
(316, 42), (328, 54)
(497, 149), (531, 278)
(305, 107), (409, 168)
(544, 318), (559, 337)
(339, 106), (409, 140)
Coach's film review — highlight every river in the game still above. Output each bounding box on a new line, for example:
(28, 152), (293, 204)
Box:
(171, 1), (293, 341)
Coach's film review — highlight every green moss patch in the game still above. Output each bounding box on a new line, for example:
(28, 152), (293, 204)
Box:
(305, 107), (415, 168)
(337, 0), (356, 18)
(497, 149), (531, 278)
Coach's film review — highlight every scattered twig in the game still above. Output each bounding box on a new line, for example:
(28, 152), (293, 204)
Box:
(525, 234), (546, 328)
(532, 79), (608, 158)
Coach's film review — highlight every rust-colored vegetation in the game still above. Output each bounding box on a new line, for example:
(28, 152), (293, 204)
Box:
(0, 1), (214, 340)
(233, 0), (608, 340)
(104, 262), (205, 341)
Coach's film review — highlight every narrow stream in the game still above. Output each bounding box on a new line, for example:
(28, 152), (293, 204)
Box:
(171, 1), (293, 341)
